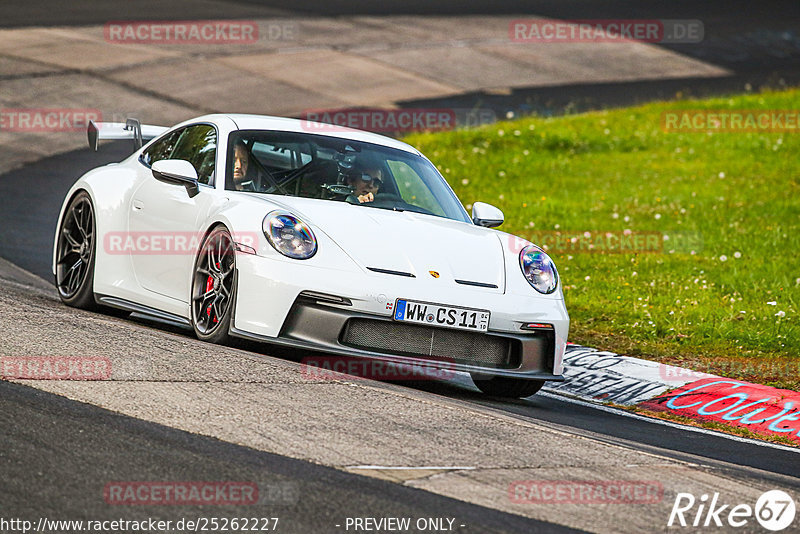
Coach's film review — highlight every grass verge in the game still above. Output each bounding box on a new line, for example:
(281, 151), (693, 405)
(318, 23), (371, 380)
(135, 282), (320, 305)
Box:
(404, 89), (799, 390)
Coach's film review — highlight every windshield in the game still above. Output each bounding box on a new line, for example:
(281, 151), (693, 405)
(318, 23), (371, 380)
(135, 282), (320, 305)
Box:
(226, 130), (470, 223)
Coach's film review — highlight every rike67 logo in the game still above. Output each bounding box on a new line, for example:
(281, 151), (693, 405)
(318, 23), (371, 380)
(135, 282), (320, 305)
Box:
(668, 490), (796, 531)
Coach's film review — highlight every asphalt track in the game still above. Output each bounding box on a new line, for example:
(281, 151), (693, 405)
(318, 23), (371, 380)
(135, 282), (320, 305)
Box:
(1, 379), (575, 533)
(0, 145), (797, 485)
(2, 3), (800, 531)
(1, 0), (799, 117)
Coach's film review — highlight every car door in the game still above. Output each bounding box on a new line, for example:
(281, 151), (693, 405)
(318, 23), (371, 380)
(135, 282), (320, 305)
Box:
(128, 123), (219, 304)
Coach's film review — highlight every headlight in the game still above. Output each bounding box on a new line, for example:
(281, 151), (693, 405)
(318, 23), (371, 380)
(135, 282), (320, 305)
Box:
(263, 211), (317, 259)
(519, 245), (558, 294)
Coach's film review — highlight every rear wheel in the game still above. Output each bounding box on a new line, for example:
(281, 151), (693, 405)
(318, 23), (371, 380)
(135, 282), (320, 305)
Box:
(55, 191), (98, 310)
(191, 226), (236, 344)
(470, 374), (545, 398)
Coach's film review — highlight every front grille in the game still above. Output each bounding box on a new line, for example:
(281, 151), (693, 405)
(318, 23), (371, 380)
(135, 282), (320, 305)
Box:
(340, 319), (519, 369)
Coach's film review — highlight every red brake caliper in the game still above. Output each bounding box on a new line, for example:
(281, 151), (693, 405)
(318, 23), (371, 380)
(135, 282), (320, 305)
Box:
(205, 275), (214, 321)
(204, 262), (222, 323)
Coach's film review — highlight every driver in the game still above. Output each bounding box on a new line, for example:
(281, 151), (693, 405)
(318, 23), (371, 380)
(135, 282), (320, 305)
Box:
(232, 140), (256, 191)
(345, 165), (382, 203)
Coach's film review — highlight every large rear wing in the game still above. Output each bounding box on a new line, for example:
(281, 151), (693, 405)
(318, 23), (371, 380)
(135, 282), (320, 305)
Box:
(87, 118), (169, 152)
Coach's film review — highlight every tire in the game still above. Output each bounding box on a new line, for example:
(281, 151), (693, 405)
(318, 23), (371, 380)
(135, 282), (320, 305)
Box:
(470, 374), (545, 398)
(55, 191), (98, 310)
(191, 226), (236, 344)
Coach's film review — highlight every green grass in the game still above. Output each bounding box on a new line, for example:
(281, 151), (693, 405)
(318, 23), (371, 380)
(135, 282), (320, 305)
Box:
(403, 89), (800, 390)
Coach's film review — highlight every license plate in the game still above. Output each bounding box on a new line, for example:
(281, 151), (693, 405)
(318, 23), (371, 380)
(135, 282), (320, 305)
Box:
(393, 299), (490, 332)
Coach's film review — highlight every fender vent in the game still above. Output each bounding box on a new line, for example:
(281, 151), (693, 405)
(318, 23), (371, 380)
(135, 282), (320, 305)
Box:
(367, 267), (415, 278)
(455, 279), (498, 289)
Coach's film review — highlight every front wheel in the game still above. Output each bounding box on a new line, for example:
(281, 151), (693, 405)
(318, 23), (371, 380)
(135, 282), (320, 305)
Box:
(470, 374), (545, 398)
(55, 191), (98, 310)
(191, 226), (236, 344)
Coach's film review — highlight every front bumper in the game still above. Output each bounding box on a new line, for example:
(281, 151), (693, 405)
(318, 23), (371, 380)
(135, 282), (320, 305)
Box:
(231, 254), (569, 379)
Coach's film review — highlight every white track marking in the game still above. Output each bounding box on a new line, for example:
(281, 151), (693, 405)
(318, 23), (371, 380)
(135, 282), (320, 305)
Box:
(346, 466), (476, 470)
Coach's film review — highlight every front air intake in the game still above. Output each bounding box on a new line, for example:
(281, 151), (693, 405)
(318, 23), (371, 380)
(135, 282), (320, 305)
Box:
(340, 318), (520, 369)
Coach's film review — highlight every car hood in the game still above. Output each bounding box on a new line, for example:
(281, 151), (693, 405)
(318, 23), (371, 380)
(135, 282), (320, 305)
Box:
(258, 195), (506, 290)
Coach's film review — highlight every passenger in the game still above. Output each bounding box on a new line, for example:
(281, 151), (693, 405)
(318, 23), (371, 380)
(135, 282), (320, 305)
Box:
(345, 166), (382, 203)
(232, 140), (255, 191)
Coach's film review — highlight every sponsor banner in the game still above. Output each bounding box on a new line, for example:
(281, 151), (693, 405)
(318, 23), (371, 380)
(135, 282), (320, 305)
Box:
(0, 108), (101, 132)
(642, 378), (800, 444)
(548, 346), (676, 405)
(509, 19), (703, 44)
(105, 20), (259, 44)
(509, 480), (663, 504)
(104, 482), (258, 505)
(553, 346), (800, 445)
(0, 356), (111, 380)
(662, 110), (800, 133)
(300, 356), (457, 381)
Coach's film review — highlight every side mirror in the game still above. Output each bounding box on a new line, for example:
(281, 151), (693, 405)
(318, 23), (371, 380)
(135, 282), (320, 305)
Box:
(152, 159), (200, 198)
(472, 201), (504, 228)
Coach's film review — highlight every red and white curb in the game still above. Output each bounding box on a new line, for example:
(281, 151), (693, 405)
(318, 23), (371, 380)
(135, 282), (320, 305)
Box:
(546, 345), (800, 446)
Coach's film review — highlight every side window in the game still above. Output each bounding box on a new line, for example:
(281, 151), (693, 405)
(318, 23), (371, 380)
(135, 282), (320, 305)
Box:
(140, 129), (182, 168)
(170, 125), (217, 185)
(250, 140), (312, 172)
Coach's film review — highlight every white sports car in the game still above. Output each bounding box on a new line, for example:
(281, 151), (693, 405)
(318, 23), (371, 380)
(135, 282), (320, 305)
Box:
(53, 114), (568, 398)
